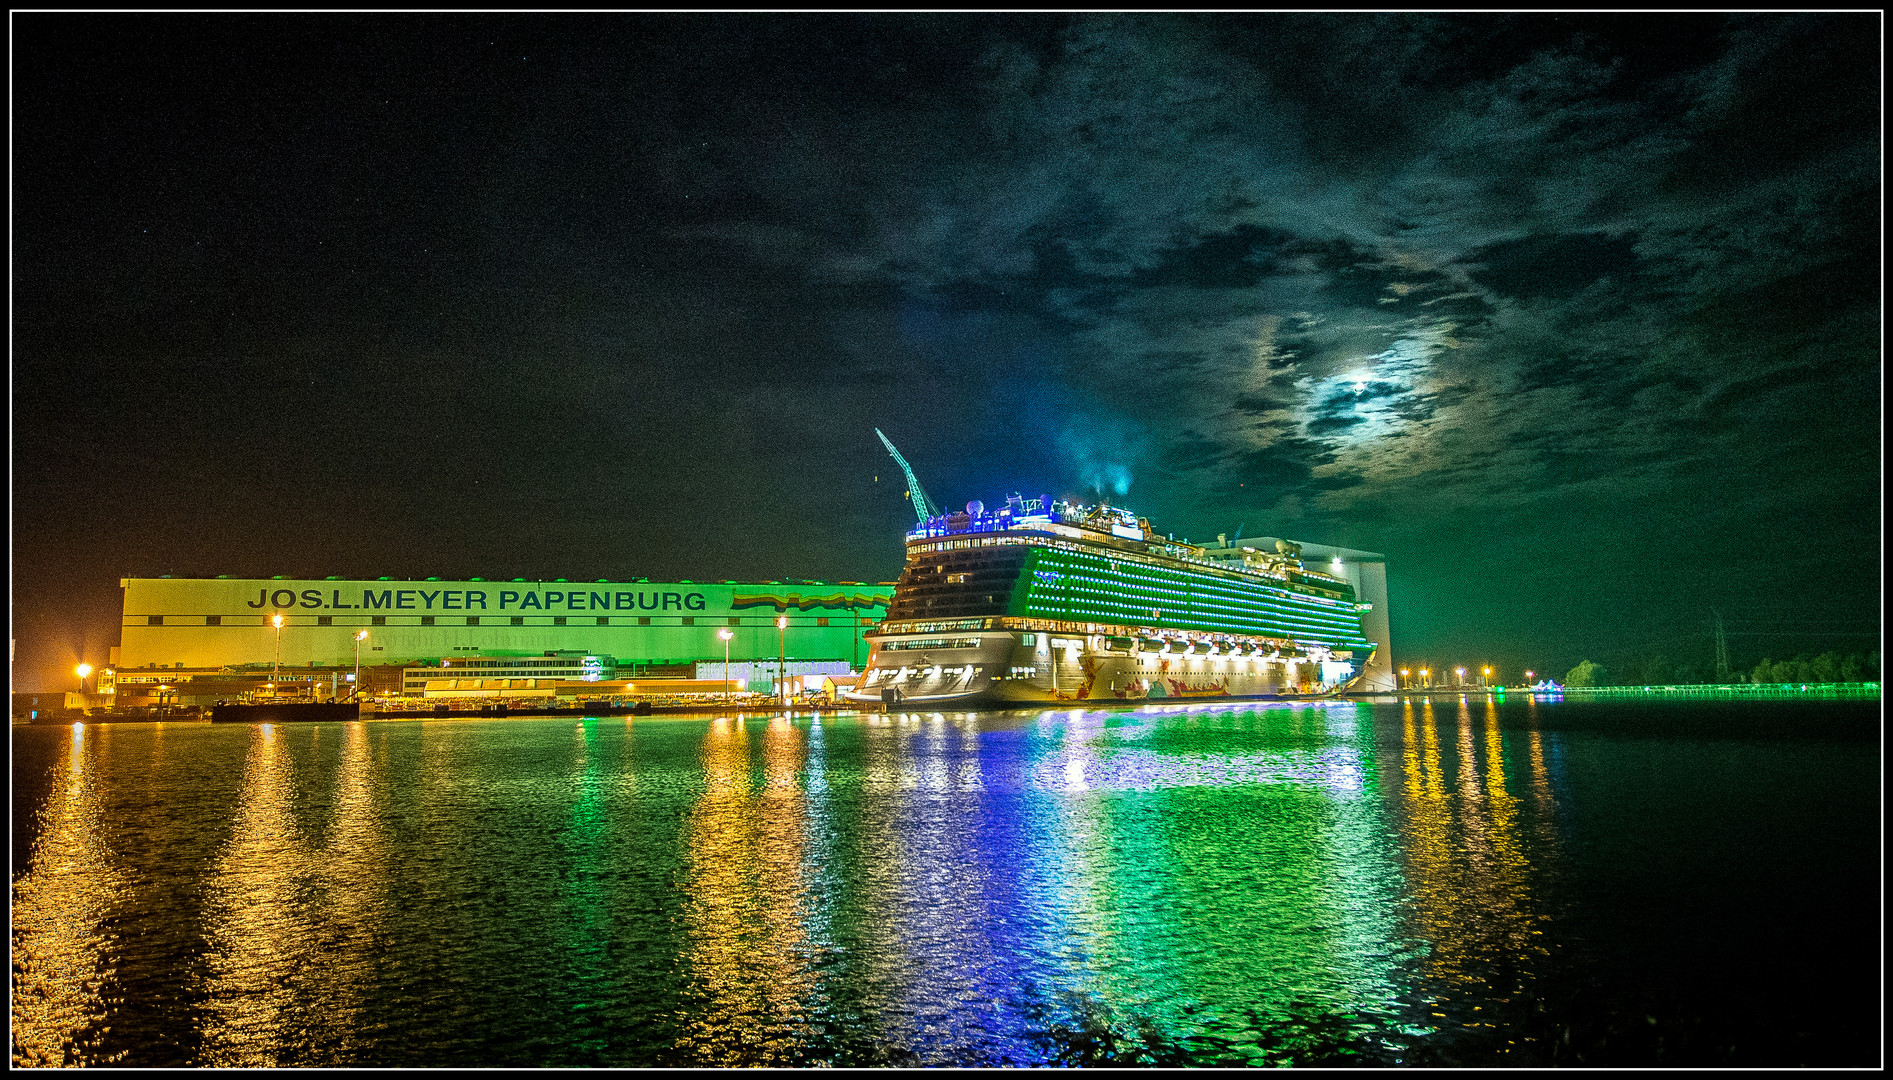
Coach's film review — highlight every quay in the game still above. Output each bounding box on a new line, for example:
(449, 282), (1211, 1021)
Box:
(19, 698), (872, 725)
(1381, 682), (1880, 700)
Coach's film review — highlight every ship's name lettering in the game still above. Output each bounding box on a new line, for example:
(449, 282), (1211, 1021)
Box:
(245, 588), (711, 611)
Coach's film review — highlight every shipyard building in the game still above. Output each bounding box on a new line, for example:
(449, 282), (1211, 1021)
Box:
(107, 576), (890, 702)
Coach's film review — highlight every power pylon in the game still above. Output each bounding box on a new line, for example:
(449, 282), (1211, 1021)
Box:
(1713, 608), (1731, 682)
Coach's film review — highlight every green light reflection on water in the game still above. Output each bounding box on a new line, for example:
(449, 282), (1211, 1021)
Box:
(9, 697), (1648, 1067)
(1016, 702), (1413, 1065)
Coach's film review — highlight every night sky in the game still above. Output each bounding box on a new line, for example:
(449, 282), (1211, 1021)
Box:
(12, 14), (1882, 690)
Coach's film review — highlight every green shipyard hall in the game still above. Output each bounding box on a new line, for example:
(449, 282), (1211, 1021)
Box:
(105, 576), (892, 703)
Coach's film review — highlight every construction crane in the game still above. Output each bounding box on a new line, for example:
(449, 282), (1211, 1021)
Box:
(875, 428), (940, 524)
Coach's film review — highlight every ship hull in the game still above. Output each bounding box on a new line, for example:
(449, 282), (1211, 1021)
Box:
(841, 629), (1362, 708)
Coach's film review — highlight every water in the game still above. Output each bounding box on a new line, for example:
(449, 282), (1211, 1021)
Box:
(11, 696), (1880, 1067)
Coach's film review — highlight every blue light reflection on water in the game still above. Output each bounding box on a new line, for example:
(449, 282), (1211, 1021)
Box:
(9, 697), (1879, 1067)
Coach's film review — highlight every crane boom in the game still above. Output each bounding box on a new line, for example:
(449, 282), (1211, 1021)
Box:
(875, 428), (940, 524)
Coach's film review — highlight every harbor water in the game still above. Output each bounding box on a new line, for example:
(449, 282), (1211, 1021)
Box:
(11, 696), (1880, 1067)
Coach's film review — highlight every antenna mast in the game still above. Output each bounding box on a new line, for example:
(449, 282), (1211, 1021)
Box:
(876, 428), (940, 524)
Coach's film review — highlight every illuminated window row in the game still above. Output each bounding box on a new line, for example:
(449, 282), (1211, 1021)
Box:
(1032, 554), (1361, 617)
(1034, 549), (1356, 610)
(1023, 579), (1362, 635)
(1020, 598), (1368, 649)
(1020, 585), (1369, 647)
(880, 637), (983, 650)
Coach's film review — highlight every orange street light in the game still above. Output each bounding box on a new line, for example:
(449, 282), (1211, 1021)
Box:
(75, 663), (93, 692)
(272, 613), (286, 683)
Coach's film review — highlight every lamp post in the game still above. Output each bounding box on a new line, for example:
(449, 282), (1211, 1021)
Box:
(1399, 668), (1410, 691)
(272, 613), (285, 685)
(1455, 666), (1466, 688)
(355, 630), (368, 701)
(777, 614), (788, 707)
(1482, 666), (1492, 689)
(1420, 667), (1430, 689)
(75, 663), (92, 694)
(717, 628), (734, 702)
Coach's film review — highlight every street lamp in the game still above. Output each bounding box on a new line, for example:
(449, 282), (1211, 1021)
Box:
(75, 663), (92, 694)
(777, 615), (789, 706)
(1399, 667), (1410, 691)
(354, 630), (368, 700)
(272, 613), (286, 684)
(1455, 666), (1466, 687)
(1420, 667), (1430, 688)
(1483, 666), (1492, 688)
(1525, 670), (1535, 684)
(717, 628), (734, 701)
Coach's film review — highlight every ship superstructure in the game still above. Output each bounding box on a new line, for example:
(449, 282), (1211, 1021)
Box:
(844, 492), (1377, 706)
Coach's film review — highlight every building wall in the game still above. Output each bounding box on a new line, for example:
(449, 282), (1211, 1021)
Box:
(117, 577), (890, 671)
(1346, 560), (1395, 692)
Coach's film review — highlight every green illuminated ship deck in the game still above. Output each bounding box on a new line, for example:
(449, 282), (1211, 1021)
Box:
(846, 496), (1377, 706)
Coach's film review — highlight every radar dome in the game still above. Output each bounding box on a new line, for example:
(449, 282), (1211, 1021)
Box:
(966, 500), (985, 514)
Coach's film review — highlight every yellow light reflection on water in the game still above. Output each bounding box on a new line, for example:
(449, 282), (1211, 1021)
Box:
(12, 723), (129, 1067)
(197, 723), (306, 1067)
(672, 717), (817, 1064)
(193, 721), (392, 1066)
(295, 721), (390, 1063)
(1395, 697), (1557, 1035)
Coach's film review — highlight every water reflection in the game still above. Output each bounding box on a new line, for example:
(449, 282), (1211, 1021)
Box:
(13, 697), (1856, 1067)
(672, 716), (818, 1064)
(296, 722), (390, 1064)
(882, 712), (1029, 1064)
(11, 724), (128, 1067)
(198, 724), (308, 1066)
(194, 722), (393, 1066)
(988, 704), (1410, 1064)
(1394, 699), (1557, 1028)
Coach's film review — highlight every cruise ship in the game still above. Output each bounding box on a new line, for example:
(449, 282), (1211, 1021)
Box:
(843, 490), (1378, 707)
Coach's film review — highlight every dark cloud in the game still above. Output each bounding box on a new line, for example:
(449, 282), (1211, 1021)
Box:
(1470, 232), (1640, 300)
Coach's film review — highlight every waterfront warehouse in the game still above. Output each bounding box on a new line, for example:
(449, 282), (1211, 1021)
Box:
(114, 576), (891, 673)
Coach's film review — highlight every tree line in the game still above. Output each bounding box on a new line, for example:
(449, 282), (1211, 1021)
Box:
(1747, 650), (1879, 685)
(1563, 650), (1879, 687)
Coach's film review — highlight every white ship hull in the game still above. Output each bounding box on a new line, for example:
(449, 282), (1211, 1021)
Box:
(840, 630), (1360, 707)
